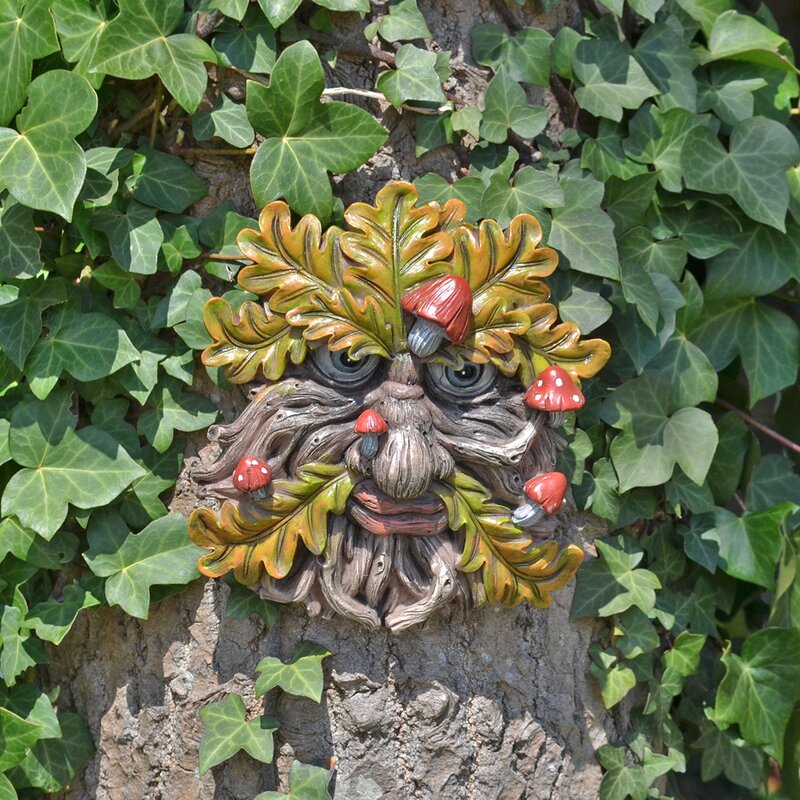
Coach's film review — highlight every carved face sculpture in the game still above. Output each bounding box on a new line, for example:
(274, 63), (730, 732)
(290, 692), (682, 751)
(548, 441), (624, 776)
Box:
(189, 183), (609, 632)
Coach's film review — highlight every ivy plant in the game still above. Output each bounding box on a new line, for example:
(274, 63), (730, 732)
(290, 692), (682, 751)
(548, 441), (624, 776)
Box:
(0, 0), (798, 798)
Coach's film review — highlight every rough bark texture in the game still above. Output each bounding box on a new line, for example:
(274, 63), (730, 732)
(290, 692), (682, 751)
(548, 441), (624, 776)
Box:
(44, 1), (624, 797)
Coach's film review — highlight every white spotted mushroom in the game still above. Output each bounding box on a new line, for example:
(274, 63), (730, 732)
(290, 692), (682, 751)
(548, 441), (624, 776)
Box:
(524, 365), (585, 426)
(233, 456), (272, 499)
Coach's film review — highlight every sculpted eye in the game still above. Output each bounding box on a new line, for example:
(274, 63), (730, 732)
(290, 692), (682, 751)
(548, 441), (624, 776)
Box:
(427, 361), (497, 399)
(310, 348), (381, 386)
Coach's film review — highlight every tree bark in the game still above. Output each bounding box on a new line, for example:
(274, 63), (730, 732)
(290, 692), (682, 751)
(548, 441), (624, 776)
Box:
(46, 1), (622, 797)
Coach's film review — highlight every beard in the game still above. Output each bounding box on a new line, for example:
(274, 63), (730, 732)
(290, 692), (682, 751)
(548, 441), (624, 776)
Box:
(190, 353), (563, 633)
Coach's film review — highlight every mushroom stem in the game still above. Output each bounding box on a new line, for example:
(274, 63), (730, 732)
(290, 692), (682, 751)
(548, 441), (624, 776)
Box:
(512, 499), (545, 528)
(407, 316), (446, 357)
(549, 411), (565, 428)
(250, 487), (270, 500)
(360, 433), (380, 458)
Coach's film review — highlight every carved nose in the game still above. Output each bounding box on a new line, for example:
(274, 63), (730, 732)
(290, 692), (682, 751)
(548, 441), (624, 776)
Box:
(371, 427), (435, 499)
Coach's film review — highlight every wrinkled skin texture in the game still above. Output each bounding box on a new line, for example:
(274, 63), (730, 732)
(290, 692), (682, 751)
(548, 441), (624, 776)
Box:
(193, 349), (563, 632)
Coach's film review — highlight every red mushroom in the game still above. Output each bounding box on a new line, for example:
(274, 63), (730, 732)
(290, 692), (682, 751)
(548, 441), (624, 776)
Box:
(524, 365), (584, 416)
(233, 456), (272, 499)
(354, 409), (388, 458)
(401, 276), (473, 357)
(512, 472), (568, 528)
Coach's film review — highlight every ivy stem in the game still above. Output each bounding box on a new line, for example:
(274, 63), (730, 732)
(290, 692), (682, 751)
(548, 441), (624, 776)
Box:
(716, 397), (800, 455)
(149, 80), (163, 148)
(178, 147), (258, 156)
(322, 87), (386, 101)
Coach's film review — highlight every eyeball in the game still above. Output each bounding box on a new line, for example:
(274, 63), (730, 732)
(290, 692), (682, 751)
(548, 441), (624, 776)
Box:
(427, 361), (497, 399)
(310, 348), (381, 387)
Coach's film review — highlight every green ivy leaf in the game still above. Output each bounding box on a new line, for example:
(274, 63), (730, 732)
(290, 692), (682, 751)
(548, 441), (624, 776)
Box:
(715, 627), (800, 761)
(0, 203), (43, 279)
(481, 164), (563, 227)
(682, 117), (800, 231)
(255, 761), (334, 800)
(590, 645), (637, 708)
(548, 170), (620, 279)
(246, 41), (387, 220)
(193, 94), (256, 149)
(0, 0), (59, 126)
(7, 713), (94, 793)
(690, 294), (800, 405)
(0, 70), (97, 220)
(695, 720), (764, 789)
(2, 390), (146, 538)
(375, 0), (431, 41)
(572, 536), (661, 618)
(84, 512), (201, 619)
(634, 22), (698, 111)
(213, 7), (276, 73)
(0, 518), (78, 570)
(472, 24), (553, 87)
(125, 147), (207, 213)
(225, 581), (278, 627)
(479, 67), (549, 144)
(703, 504), (794, 589)
(26, 309), (140, 398)
(697, 65), (767, 125)
(1, 603), (47, 686)
(255, 641), (331, 701)
(24, 576), (104, 644)
(92, 202), (165, 275)
(136, 378), (218, 453)
(745, 454), (800, 512)
(702, 10), (798, 74)
(0, 707), (42, 772)
(52, 0), (108, 88)
(199, 693), (278, 773)
(376, 44), (445, 107)
(573, 39), (659, 122)
(92, 0), (216, 113)
(414, 174), (484, 222)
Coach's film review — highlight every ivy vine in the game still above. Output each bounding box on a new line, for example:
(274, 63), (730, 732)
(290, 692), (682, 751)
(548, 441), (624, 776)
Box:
(0, 0), (798, 797)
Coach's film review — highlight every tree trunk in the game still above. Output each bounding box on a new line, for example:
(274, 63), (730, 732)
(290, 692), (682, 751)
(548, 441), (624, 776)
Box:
(47, 1), (622, 797)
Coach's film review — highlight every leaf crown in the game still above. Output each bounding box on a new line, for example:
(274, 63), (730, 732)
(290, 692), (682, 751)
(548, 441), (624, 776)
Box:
(203, 181), (610, 386)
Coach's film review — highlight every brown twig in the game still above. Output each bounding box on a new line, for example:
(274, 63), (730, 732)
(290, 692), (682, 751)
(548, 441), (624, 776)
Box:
(149, 80), (163, 148)
(204, 253), (256, 262)
(196, 9), (224, 38)
(716, 397), (800, 455)
(178, 147), (258, 157)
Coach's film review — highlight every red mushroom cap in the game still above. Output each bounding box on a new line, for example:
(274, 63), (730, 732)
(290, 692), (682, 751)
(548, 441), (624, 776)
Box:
(401, 276), (473, 345)
(354, 409), (388, 435)
(233, 456), (272, 493)
(524, 365), (584, 412)
(523, 472), (568, 515)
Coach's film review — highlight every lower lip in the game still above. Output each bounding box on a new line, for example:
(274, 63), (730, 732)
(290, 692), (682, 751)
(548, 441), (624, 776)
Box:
(346, 498), (449, 537)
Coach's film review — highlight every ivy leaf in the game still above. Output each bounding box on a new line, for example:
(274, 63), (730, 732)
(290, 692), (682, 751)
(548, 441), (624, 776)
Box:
(481, 164), (564, 227)
(437, 472), (583, 608)
(1, 603), (47, 686)
(92, 0), (216, 113)
(589, 646), (637, 708)
(137, 378), (218, 453)
(472, 24), (553, 87)
(573, 39), (659, 122)
(479, 68), (549, 144)
(2, 391), (146, 538)
(212, 7), (276, 74)
(92, 201), (165, 274)
(715, 627), (800, 761)
(572, 535), (661, 618)
(0, 0), (59, 126)
(0, 70), (97, 220)
(255, 761), (334, 800)
(745, 454), (800, 512)
(415, 173), (484, 222)
(190, 464), (355, 584)
(0, 518), (78, 570)
(84, 512), (201, 619)
(0, 707), (42, 772)
(125, 147), (207, 213)
(682, 117), (800, 231)
(690, 294), (800, 405)
(548, 171), (620, 279)
(375, 0), (431, 41)
(225, 580), (278, 627)
(703, 504), (793, 590)
(199, 693), (278, 773)
(255, 641), (331, 701)
(695, 721), (764, 790)
(0, 203), (43, 279)
(376, 44), (445, 108)
(8, 713), (94, 793)
(193, 94), (255, 149)
(697, 66), (767, 126)
(52, 0), (108, 88)
(634, 22), (698, 111)
(24, 576), (103, 644)
(597, 744), (683, 800)
(246, 41), (387, 220)
(702, 10), (798, 74)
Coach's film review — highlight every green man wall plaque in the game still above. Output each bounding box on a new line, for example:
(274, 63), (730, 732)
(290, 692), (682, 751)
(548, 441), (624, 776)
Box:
(188, 182), (610, 632)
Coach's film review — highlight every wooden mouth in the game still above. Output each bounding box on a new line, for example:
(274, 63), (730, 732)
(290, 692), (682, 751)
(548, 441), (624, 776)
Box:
(346, 481), (448, 536)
